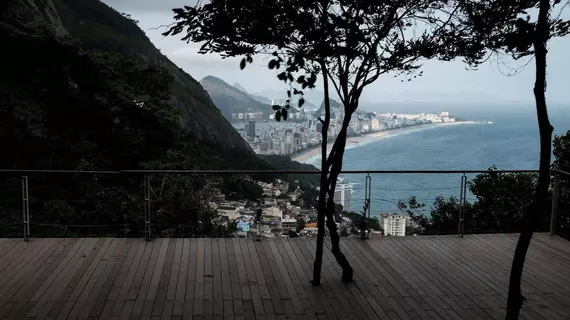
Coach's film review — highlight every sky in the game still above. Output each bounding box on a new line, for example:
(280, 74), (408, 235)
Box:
(104, 0), (570, 108)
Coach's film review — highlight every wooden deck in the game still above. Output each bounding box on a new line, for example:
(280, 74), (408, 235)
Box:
(0, 234), (569, 320)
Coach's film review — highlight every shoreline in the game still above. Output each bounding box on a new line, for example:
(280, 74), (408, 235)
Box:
(290, 121), (479, 163)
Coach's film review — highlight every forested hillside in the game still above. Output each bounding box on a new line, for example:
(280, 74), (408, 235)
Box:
(53, 0), (251, 150)
(0, 0), (318, 237)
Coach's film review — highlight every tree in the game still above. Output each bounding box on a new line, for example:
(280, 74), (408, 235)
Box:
(468, 167), (541, 233)
(398, 196), (427, 229)
(462, 1), (569, 317)
(165, 0), (484, 285)
(552, 131), (570, 237)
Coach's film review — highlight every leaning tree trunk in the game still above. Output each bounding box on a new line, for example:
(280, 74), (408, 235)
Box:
(312, 63), (332, 286)
(323, 113), (354, 282)
(505, 1), (552, 319)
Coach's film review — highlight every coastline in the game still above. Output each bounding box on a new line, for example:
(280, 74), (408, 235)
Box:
(291, 121), (479, 163)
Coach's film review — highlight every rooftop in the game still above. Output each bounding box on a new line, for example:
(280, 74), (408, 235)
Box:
(0, 233), (568, 320)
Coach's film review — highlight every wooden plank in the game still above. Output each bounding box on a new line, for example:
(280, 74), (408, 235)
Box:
(99, 238), (139, 320)
(109, 240), (148, 318)
(255, 239), (285, 316)
(173, 239), (190, 316)
(217, 238), (233, 320)
(224, 238), (242, 316)
(308, 236), (358, 319)
(152, 238), (176, 317)
(3, 238), (77, 319)
(0, 239), (19, 260)
(131, 238), (162, 317)
(275, 238), (319, 320)
(0, 238), (59, 308)
(267, 239), (304, 317)
(49, 238), (112, 320)
(162, 238), (183, 319)
(239, 238), (264, 316)
(287, 238), (337, 320)
(212, 239), (224, 317)
(182, 238), (198, 317)
(229, 239), (247, 318)
(66, 238), (119, 319)
(68, 239), (119, 319)
(192, 238), (205, 316)
(203, 238), (214, 320)
(0, 239), (29, 273)
(80, 239), (131, 319)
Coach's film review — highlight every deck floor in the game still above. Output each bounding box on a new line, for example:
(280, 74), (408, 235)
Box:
(0, 233), (569, 320)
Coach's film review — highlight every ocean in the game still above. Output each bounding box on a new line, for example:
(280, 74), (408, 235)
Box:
(302, 103), (570, 215)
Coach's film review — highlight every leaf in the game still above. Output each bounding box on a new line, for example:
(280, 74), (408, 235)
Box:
(299, 98), (305, 107)
(287, 90), (291, 98)
(272, 105), (281, 110)
(268, 60), (277, 70)
(277, 72), (287, 81)
(240, 58), (246, 70)
(275, 110), (282, 122)
(246, 56), (253, 63)
(297, 75), (305, 83)
(282, 108), (288, 120)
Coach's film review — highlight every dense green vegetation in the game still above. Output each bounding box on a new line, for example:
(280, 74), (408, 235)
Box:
(399, 153), (570, 236)
(0, 0), (319, 237)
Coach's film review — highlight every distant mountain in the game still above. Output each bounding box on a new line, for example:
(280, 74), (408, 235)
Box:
(233, 82), (248, 93)
(257, 88), (338, 110)
(250, 94), (272, 105)
(315, 98), (344, 118)
(201, 76), (272, 119)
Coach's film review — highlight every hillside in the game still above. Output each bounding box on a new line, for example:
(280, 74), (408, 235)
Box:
(52, 0), (250, 150)
(233, 82), (248, 93)
(200, 76), (272, 120)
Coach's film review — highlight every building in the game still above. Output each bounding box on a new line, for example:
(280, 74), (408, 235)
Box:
(282, 217), (297, 231)
(245, 121), (256, 138)
(334, 183), (351, 212)
(381, 214), (407, 236)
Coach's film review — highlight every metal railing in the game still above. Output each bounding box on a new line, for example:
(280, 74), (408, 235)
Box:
(1, 169), (568, 240)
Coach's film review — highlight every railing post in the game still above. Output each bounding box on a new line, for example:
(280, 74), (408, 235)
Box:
(144, 174), (151, 241)
(550, 174), (560, 235)
(458, 173), (467, 238)
(361, 173), (372, 240)
(21, 176), (30, 241)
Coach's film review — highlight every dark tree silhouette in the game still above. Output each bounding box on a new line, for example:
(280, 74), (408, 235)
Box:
(164, 0), (487, 285)
(462, 1), (569, 318)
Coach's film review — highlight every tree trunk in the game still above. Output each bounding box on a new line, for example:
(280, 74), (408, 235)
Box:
(312, 63), (332, 286)
(505, 1), (552, 319)
(324, 115), (354, 282)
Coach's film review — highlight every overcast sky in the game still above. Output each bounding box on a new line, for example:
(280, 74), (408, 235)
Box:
(104, 0), (569, 106)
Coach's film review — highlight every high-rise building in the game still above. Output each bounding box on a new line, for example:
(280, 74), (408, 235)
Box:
(334, 183), (351, 212)
(246, 121), (256, 137)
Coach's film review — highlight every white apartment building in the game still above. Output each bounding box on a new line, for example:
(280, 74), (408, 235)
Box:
(334, 183), (351, 212)
(381, 214), (407, 236)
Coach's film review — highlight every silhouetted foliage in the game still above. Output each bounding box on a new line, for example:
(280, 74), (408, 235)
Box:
(164, 0), (497, 286)
(553, 130), (570, 238)
(461, 1), (569, 317)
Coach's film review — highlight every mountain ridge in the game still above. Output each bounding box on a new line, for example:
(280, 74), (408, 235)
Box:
(53, 0), (251, 151)
(200, 75), (272, 120)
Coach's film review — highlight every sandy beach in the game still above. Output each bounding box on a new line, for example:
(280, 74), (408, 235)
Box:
(291, 121), (478, 163)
